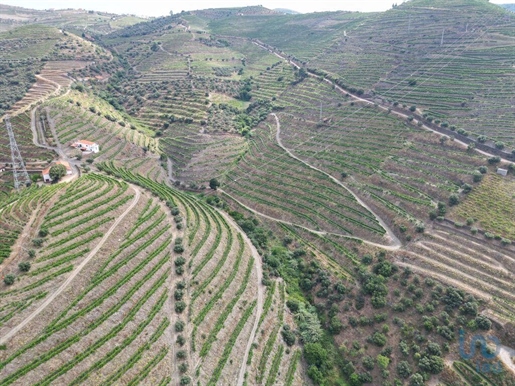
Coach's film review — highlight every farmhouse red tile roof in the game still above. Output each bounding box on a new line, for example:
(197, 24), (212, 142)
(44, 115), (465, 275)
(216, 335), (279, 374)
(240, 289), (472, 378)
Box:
(42, 161), (71, 175)
(56, 160), (72, 171)
(78, 140), (96, 145)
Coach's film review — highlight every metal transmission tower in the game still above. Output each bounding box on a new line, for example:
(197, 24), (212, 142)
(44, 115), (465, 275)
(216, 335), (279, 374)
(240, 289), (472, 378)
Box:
(4, 115), (31, 190)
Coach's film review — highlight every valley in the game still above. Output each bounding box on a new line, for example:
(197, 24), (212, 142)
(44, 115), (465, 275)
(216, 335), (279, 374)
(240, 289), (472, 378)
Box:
(0, 1), (515, 385)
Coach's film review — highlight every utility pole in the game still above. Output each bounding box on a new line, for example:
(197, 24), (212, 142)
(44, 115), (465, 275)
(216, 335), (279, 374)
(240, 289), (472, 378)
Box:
(319, 102), (323, 122)
(5, 115), (31, 190)
(440, 29), (445, 46)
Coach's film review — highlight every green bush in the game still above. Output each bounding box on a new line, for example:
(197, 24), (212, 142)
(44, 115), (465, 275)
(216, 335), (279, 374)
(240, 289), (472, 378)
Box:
(281, 325), (296, 346)
(175, 301), (186, 313)
(488, 156), (501, 164)
(371, 331), (387, 347)
(397, 361), (412, 379)
(476, 315), (492, 330)
(176, 335), (186, 346)
(363, 355), (375, 370)
(175, 320), (185, 332)
(32, 238), (44, 247)
(4, 274), (15, 285)
(449, 194), (459, 206)
(286, 299), (300, 313)
(473, 172), (483, 183)
(19, 262), (31, 272)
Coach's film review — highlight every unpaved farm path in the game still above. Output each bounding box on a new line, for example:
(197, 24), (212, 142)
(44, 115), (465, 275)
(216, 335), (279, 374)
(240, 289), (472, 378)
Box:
(0, 192), (59, 277)
(0, 186), (141, 345)
(216, 209), (264, 386)
(221, 188), (401, 252)
(224, 113), (400, 250)
(252, 41), (514, 166)
(272, 113), (401, 250)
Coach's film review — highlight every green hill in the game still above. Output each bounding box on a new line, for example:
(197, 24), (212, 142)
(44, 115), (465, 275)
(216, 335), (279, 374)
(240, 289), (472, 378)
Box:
(1, 3), (515, 386)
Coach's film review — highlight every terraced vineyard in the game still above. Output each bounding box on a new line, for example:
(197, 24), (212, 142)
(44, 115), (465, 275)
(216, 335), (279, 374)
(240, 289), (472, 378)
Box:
(160, 130), (246, 185)
(0, 184), (62, 267)
(453, 173), (515, 239)
(0, 168), (263, 385)
(399, 223), (515, 322)
(42, 91), (160, 169)
(271, 76), (486, 233)
(245, 281), (304, 386)
(0, 5), (145, 35)
(223, 113), (390, 245)
(9, 61), (90, 116)
(2, 2), (515, 385)
(307, 1), (515, 147)
(0, 112), (54, 164)
(97, 163), (263, 385)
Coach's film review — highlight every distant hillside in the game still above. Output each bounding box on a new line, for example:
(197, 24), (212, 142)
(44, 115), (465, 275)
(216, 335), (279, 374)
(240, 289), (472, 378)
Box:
(0, 3), (145, 34)
(273, 8), (300, 14)
(500, 3), (515, 11)
(190, 5), (279, 20)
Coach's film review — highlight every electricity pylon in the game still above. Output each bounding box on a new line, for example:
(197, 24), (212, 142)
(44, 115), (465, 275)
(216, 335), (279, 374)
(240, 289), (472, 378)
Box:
(4, 115), (31, 190)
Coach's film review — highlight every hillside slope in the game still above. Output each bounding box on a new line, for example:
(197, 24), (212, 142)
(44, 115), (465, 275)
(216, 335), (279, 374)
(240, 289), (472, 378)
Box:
(1, 2), (515, 385)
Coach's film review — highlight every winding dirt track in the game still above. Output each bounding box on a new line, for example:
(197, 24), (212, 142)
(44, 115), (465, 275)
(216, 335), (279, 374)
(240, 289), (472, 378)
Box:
(0, 186), (141, 345)
(272, 113), (401, 249)
(220, 188), (401, 251)
(252, 41), (514, 166)
(215, 208), (265, 386)
(222, 113), (401, 251)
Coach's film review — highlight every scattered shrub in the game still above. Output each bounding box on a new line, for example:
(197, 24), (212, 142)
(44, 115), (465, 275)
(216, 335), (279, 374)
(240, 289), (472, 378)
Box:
(4, 274), (15, 285)
(175, 301), (186, 313)
(18, 262), (31, 272)
(175, 320), (185, 332)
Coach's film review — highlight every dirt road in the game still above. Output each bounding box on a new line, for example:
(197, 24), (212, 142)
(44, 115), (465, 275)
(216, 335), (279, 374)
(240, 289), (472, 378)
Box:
(0, 186), (141, 346)
(253, 42), (514, 166)
(272, 113), (402, 249)
(216, 209), (264, 386)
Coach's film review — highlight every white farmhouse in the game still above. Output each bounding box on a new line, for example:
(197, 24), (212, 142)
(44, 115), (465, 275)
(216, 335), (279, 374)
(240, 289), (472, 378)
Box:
(72, 140), (100, 153)
(42, 161), (73, 182)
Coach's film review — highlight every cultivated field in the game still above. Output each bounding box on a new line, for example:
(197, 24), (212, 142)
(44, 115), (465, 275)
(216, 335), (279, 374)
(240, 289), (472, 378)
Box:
(1, 2), (515, 385)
